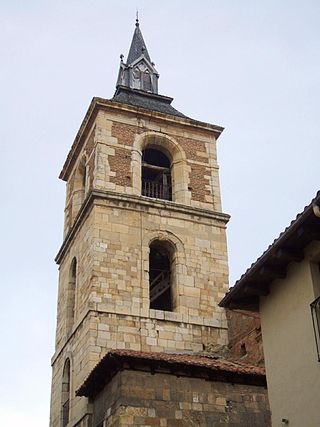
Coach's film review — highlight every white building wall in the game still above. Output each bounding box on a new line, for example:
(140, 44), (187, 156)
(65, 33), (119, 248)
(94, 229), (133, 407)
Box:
(260, 241), (320, 427)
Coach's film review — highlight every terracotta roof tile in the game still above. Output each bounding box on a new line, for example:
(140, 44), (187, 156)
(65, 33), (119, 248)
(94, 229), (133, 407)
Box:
(77, 349), (266, 398)
(110, 349), (265, 375)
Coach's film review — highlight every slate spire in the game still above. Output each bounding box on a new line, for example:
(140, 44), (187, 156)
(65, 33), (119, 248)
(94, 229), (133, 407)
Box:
(126, 17), (151, 65)
(116, 18), (159, 94)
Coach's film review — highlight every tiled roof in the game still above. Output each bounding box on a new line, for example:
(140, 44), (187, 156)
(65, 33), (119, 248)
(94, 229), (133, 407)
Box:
(220, 190), (320, 309)
(112, 86), (186, 118)
(77, 349), (266, 398)
(110, 349), (265, 375)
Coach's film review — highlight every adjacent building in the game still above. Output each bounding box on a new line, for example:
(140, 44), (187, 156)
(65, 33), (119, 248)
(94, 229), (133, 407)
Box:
(220, 192), (320, 426)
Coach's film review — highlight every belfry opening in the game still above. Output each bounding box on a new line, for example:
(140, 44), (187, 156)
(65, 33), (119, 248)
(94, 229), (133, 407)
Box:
(149, 240), (173, 311)
(142, 148), (172, 200)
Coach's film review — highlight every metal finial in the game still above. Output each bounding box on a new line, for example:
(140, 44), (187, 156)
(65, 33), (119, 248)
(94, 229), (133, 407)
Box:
(120, 54), (124, 62)
(136, 9), (139, 26)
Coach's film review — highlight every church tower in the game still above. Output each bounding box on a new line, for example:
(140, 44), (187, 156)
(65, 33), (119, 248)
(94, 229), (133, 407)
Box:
(50, 20), (230, 427)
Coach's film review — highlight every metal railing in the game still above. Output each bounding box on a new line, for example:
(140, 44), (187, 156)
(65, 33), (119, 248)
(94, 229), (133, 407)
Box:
(142, 180), (171, 200)
(150, 271), (170, 303)
(311, 296), (320, 361)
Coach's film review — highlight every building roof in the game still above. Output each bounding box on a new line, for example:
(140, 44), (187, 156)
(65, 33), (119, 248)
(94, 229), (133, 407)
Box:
(116, 19), (160, 95)
(76, 349), (266, 398)
(127, 19), (151, 64)
(220, 191), (320, 311)
(112, 86), (186, 118)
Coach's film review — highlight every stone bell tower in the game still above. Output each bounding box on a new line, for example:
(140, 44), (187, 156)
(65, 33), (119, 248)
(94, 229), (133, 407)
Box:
(50, 19), (230, 427)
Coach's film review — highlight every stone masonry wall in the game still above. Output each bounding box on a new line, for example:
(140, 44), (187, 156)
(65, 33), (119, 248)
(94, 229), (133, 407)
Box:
(51, 193), (229, 426)
(50, 310), (228, 427)
(51, 102), (229, 427)
(55, 211), (95, 350)
(92, 370), (271, 427)
(91, 108), (222, 212)
(64, 128), (96, 235)
(91, 199), (228, 319)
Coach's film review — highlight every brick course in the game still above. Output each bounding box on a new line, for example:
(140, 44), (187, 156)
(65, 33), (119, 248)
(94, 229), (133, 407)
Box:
(111, 121), (142, 146)
(108, 146), (132, 186)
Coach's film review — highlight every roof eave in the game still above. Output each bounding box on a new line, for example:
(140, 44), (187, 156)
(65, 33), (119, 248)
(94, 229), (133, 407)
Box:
(76, 350), (266, 398)
(220, 194), (320, 309)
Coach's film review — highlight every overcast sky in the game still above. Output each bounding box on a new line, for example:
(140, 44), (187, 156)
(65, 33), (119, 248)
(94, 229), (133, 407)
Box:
(1, 1), (320, 425)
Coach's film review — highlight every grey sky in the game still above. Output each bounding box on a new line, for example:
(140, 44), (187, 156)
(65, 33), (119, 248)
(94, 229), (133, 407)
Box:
(1, 1), (319, 425)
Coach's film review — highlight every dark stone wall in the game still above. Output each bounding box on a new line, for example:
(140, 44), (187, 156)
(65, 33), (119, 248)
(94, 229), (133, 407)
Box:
(92, 369), (271, 426)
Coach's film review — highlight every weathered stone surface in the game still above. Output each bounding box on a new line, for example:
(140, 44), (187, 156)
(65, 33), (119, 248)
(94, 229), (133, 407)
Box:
(92, 370), (271, 427)
(49, 95), (251, 427)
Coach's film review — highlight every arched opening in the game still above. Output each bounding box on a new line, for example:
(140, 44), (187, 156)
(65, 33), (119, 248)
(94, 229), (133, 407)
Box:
(66, 258), (77, 336)
(149, 240), (174, 311)
(133, 132), (189, 204)
(61, 359), (71, 427)
(142, 148), (172, 201)
(71, 157), (86, 223)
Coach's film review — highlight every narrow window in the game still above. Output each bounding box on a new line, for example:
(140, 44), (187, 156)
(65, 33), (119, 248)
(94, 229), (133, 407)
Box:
(71, 157), (86, 222)
(66, 258), (77, 336)
(149, 240), (173, 311)
(240, 343), (247, 357)
(142, 70), (152, 91)
(142, 148), (172, 201)
(132, 66), (141, 89)
(61, 359), (71, 427)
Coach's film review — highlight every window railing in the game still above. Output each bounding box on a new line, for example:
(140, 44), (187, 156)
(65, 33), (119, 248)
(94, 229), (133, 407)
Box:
(142, 180), (171, 200)
(150, 271), (171, 303)
(311, 296), (320, 361)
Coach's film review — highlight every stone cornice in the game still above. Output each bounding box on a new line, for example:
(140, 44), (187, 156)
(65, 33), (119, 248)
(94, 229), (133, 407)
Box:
(55, 190), (230, 264)
(59, 97), (224, 182)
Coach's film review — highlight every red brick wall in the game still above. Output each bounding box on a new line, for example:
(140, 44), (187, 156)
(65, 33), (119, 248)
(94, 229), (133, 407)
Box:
(176, 136), (209, 163)
(111, 122), (142, 146)
(189, 164), (211, 202)
(226, 309), (264, 366)
(110, 121), (214, 203)
(108, 146), (132, 187)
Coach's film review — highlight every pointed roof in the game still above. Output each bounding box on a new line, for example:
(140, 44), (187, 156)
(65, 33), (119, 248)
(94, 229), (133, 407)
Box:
(112, 18), (189, 119)
(127, 19), (151, 64)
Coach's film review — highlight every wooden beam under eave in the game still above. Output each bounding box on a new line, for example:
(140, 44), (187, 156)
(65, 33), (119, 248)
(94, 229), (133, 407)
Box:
(275, 247), (304, 263)
(259, 265), (287, 281)
(297, 224), (320, 241)
(243, 283), (270, 297)
(227, 296), (259, 312)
